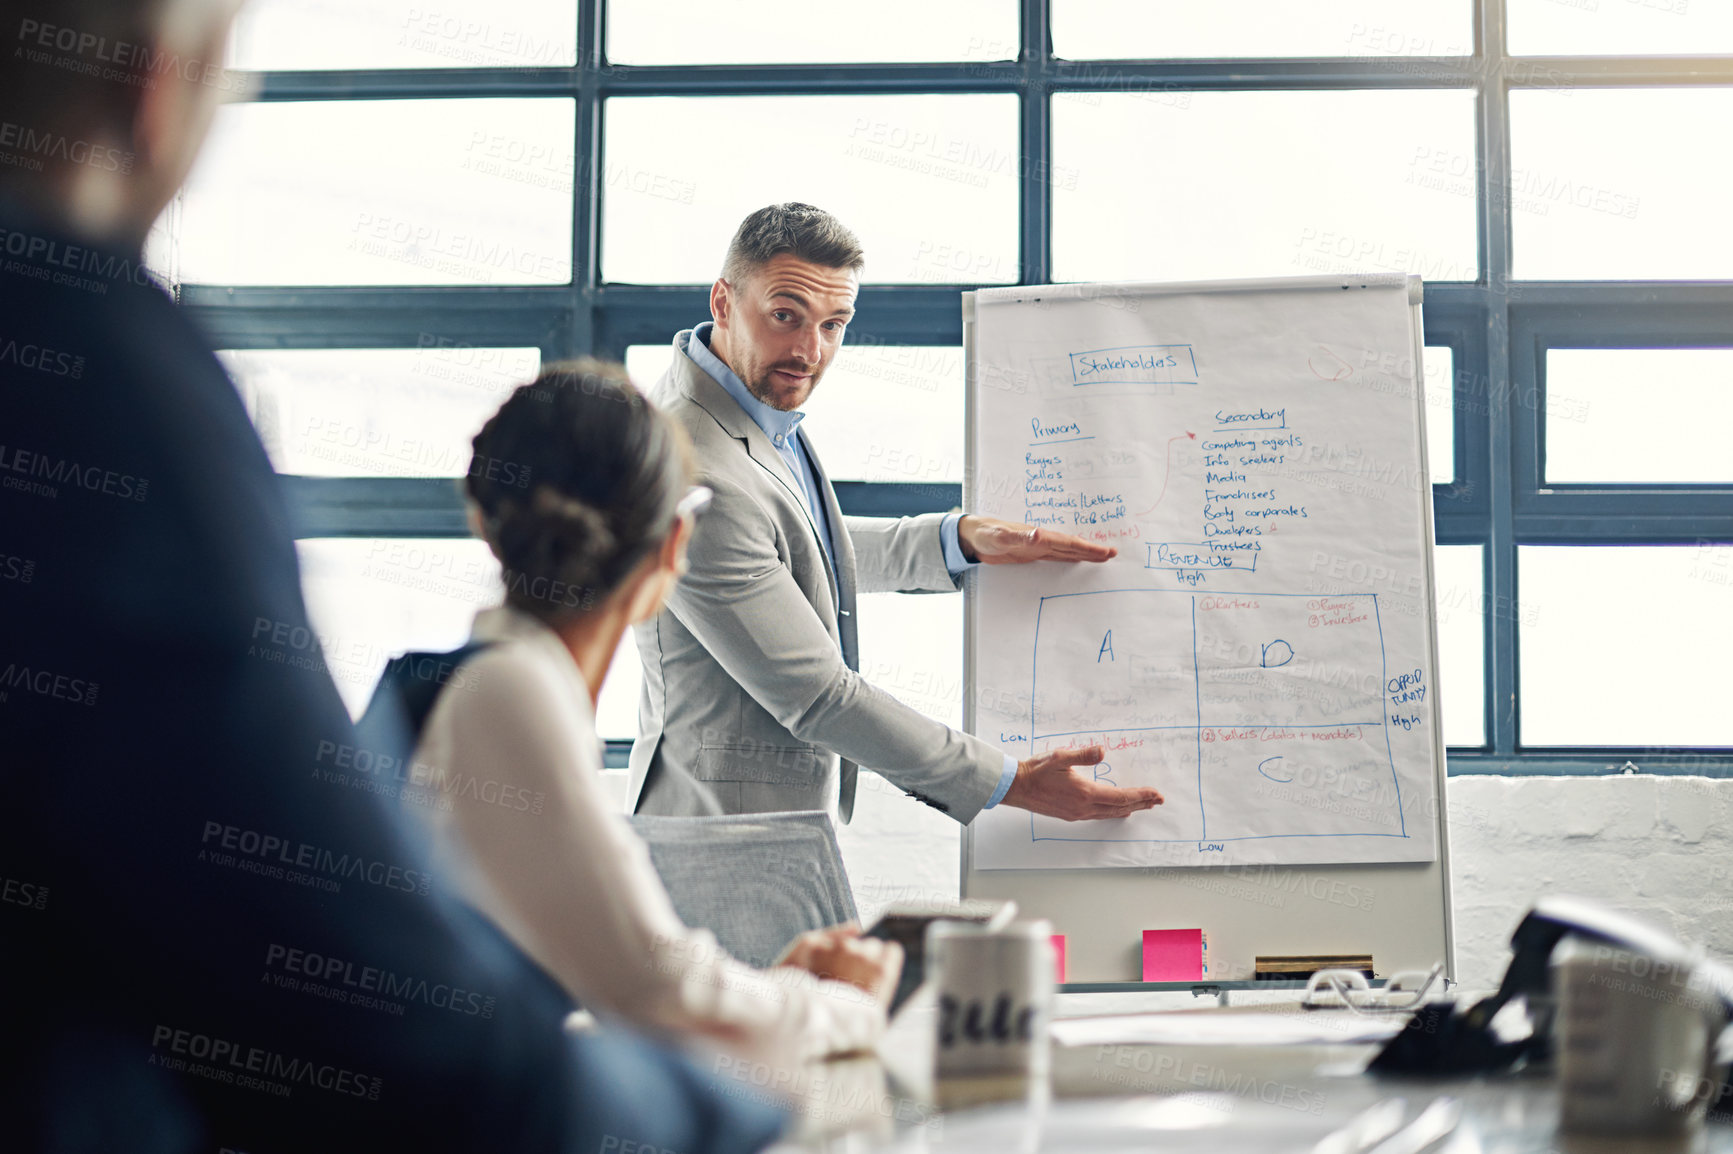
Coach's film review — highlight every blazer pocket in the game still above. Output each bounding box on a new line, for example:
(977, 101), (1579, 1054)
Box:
(693, 741), (822, 785)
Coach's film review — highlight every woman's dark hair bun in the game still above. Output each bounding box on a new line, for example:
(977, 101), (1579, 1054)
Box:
(467, 358), (692, 619)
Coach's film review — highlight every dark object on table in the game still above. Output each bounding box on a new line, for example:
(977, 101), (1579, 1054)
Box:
(865, 901), (1017, 1015)
(1371, 895), (1733, 1077)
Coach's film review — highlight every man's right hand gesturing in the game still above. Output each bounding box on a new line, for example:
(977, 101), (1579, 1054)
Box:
(1000, 745), (1163, 821)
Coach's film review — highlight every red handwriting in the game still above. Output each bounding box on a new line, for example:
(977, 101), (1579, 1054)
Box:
(1203, 726), (1364, 744)
(1308, 612), (1369, 628)
(1306, 598), (1356, 613)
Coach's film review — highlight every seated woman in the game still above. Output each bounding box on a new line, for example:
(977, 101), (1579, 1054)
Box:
(413, 359), (898, 1068)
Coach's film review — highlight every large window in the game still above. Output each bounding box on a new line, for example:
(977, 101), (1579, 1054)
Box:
(175, 1), (1733, 774)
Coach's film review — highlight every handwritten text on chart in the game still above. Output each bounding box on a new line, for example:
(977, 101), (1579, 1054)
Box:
(1022, 425), (1127, 533)
(1214, 407), (1286, 432)
(1068, 344), (1198, 387)
(1147, 541), (1260, 573)
(1030, 417), (1092, 445)
(1187, 423), (1309, 574)
(1387, 668), (1427, 731)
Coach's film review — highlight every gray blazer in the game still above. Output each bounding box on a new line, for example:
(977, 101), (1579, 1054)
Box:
(628, 331), (1004, 824)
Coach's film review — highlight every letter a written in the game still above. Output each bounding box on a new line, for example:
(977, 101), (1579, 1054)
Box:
(1098, 631), (1114, 662)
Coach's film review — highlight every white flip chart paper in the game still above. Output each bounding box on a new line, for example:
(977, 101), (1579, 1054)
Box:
(968, 276), (1440, 870)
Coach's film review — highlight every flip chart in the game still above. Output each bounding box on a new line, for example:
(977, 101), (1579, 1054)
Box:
(967, 276), (1441, 871)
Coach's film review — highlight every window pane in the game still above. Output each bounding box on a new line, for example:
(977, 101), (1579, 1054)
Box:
(1432, 544), (1485, 748)
(1521, 546), (1733, 746)
(596, 635), (643, 743)
(1418, 346), (1455, 486)
(608, 0), (1015, 64)
(1509, 0), (1733, 56)
(297, 537), (647, 736)
(1511, 89), (1729, 280)
(180, 99), (574, 286)
(623, 346), (672, 389)
(1054, 0), (1470, 59)
(857, 593), (963, 729)
(1053, 91), (1477, 283)
(221, 347), (538, 477)
(602, 96), (1019, 284)
(1545, 349), (1733, 484)
(229, 0), (576, 70)
(296, 538), (501, 717)
(626, 343), (963, 484)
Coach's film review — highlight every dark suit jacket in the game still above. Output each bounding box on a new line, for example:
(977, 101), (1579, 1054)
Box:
(0, 201), (782, 1154)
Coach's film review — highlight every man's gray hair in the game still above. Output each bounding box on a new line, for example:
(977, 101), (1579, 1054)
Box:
(721, 203), (865, 285)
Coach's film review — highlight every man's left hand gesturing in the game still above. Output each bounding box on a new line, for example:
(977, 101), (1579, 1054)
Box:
(957, 516), (1117, 565)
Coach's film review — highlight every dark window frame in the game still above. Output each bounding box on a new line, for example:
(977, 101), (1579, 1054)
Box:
(184, 0), (1733, 775)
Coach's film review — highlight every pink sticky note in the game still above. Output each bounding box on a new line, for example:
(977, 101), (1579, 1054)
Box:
(1143, 928), (1204, 982)
(1050, 934), (1067, 984)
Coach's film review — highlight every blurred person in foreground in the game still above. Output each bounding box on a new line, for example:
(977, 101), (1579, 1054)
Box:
(401, 361), (899, 1073)
(0, 1), (782, 1150)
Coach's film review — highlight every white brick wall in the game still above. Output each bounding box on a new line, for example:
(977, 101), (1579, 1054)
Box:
(835, 771), (1733, 989)
(1446, 774), (1733, 988)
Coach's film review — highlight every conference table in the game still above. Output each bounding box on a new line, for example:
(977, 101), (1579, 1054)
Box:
(759, 989), (1733, 1152)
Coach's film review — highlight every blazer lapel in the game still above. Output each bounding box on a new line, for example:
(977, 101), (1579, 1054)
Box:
(799, 431), (862, 824)
(801, 435), (858, 673)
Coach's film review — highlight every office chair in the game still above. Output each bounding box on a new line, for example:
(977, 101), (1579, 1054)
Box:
(627, 810), (858, 968)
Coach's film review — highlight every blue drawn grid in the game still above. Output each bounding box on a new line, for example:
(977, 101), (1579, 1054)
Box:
(1027, 588), (1408, 846)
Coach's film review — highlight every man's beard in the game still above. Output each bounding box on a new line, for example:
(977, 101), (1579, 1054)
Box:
(748, 361), (822, 411)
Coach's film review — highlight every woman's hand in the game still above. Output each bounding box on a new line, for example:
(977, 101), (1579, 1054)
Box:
(776, 924), (903, 1008)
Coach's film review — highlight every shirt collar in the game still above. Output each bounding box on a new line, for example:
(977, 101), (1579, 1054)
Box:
(687, 322), (806, 446)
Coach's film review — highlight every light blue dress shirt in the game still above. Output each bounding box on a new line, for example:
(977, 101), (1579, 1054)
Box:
(685, 324), (1018, 809)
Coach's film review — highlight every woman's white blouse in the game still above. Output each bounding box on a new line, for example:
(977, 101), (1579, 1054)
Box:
(413, 605), (882, 1067)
